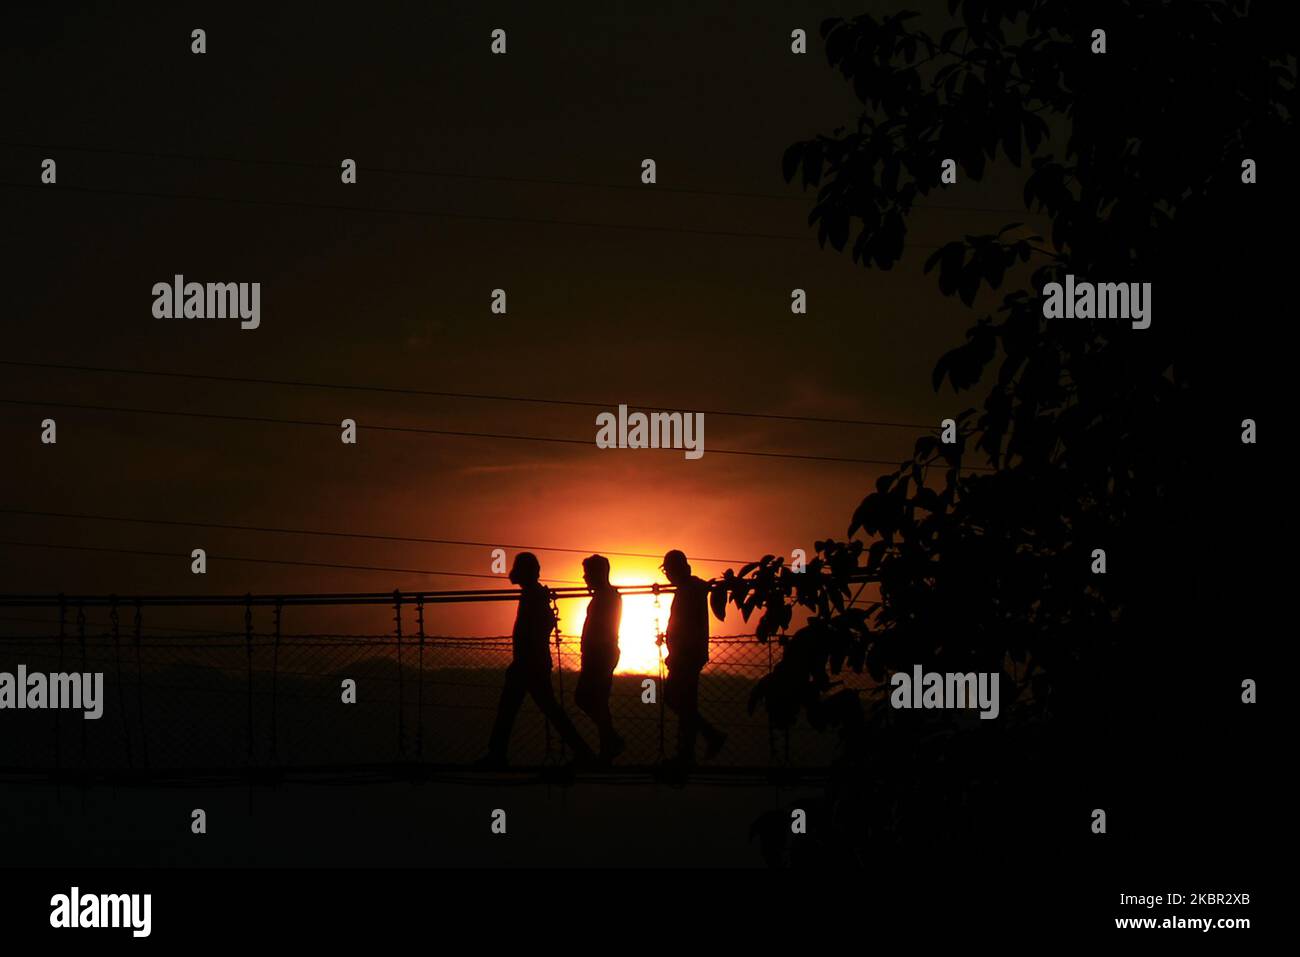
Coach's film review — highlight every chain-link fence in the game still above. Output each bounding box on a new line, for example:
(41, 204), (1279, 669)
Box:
(0, 592), (856, 776)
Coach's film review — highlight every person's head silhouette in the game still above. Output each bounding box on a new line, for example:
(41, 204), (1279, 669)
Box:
(509, 551), (541, 586)
(660, 549), (691, 586)
(582, 554), (611, 590)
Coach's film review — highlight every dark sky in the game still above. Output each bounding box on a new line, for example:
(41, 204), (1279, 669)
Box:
(0, 2), (1036, 639)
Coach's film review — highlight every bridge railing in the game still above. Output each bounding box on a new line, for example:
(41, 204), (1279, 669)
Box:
(0, 588), (862, 778)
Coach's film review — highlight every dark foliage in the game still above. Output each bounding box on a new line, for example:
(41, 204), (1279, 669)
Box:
(727, 0), (1292, 864)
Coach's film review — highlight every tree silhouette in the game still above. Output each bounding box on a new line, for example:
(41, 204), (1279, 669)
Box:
(723, 1), (1291, 865)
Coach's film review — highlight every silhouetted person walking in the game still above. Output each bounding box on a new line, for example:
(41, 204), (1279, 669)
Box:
(573, 554), (625, 763)
(661, 549), (726, 769)
(482, 553), (594, 767)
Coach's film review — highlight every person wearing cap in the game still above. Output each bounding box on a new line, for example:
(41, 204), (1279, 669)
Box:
(481, 552), (595, 767)
(573, 554), (626, 762)
(660, 549), (727, 767)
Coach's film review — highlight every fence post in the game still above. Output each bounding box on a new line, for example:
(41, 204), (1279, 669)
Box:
(244, 595), (254, 765)
(55, 595), (65, 789)
(109, 596), (133, 769)
(133, 599), (149, 769)
(271, 598), (283, 764)
(653, 584), (665, 760)
(550, 589), (566, 761)
(767, 640), (776, 765)
(76, 602), (87, 768)
(393, 590), (405, 759)
(416, 595), (425, 760)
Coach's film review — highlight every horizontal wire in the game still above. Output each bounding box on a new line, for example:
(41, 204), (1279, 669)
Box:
(0, 360), (935, 431)
(0, 508), (754, 565)
(1, 180), (950, 247)
(1, 397), (989, 469)
(0, 139), (1042, 216)
(0, 587), (692, 607)
(0, 614), (238, 636)
(0, 623), (761, 645)
(0, 540), (585, 584)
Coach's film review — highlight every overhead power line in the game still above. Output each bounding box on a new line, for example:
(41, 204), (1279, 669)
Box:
(2, 397), (990, 468)
(4, 181), (943, 247)
(0, 540), (585, 585)
(0, 507), (754, 566)
(0, 585), (692, 607)
(0, 360), (935, 431)
(0, 139), (1043, 216)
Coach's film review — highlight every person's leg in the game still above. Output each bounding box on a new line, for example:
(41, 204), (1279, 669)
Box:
(486, 664), (528, 761)
(676, 665), (728, 754)
(593, 671), (622, 756)
(697, 712), (726, 758)
(573, 670), (597, 722)
(691, 670), (726, 757)
(528, 672), (594, 758)
(574, 670), (604, 730)
(674, 669), (701, 761)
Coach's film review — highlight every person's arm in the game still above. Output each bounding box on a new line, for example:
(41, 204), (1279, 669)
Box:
(520, 588), (554, 647)
(538, 588), (557, 635)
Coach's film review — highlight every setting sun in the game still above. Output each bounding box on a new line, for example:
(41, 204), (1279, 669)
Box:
(565, 559), (669, 675)
(607, 591), (667, 674)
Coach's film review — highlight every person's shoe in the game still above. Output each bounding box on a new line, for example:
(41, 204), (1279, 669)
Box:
(703, 730), (727, 760)
(600, 735), (627, 764)
(570, 750), (601, 771)
(656, 755), (692, 786)
(542, 763), (577, 786)
(471, 753), (508, 771)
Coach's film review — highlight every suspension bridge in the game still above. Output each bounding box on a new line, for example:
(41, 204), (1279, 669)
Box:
(0, 585), (867, 786)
